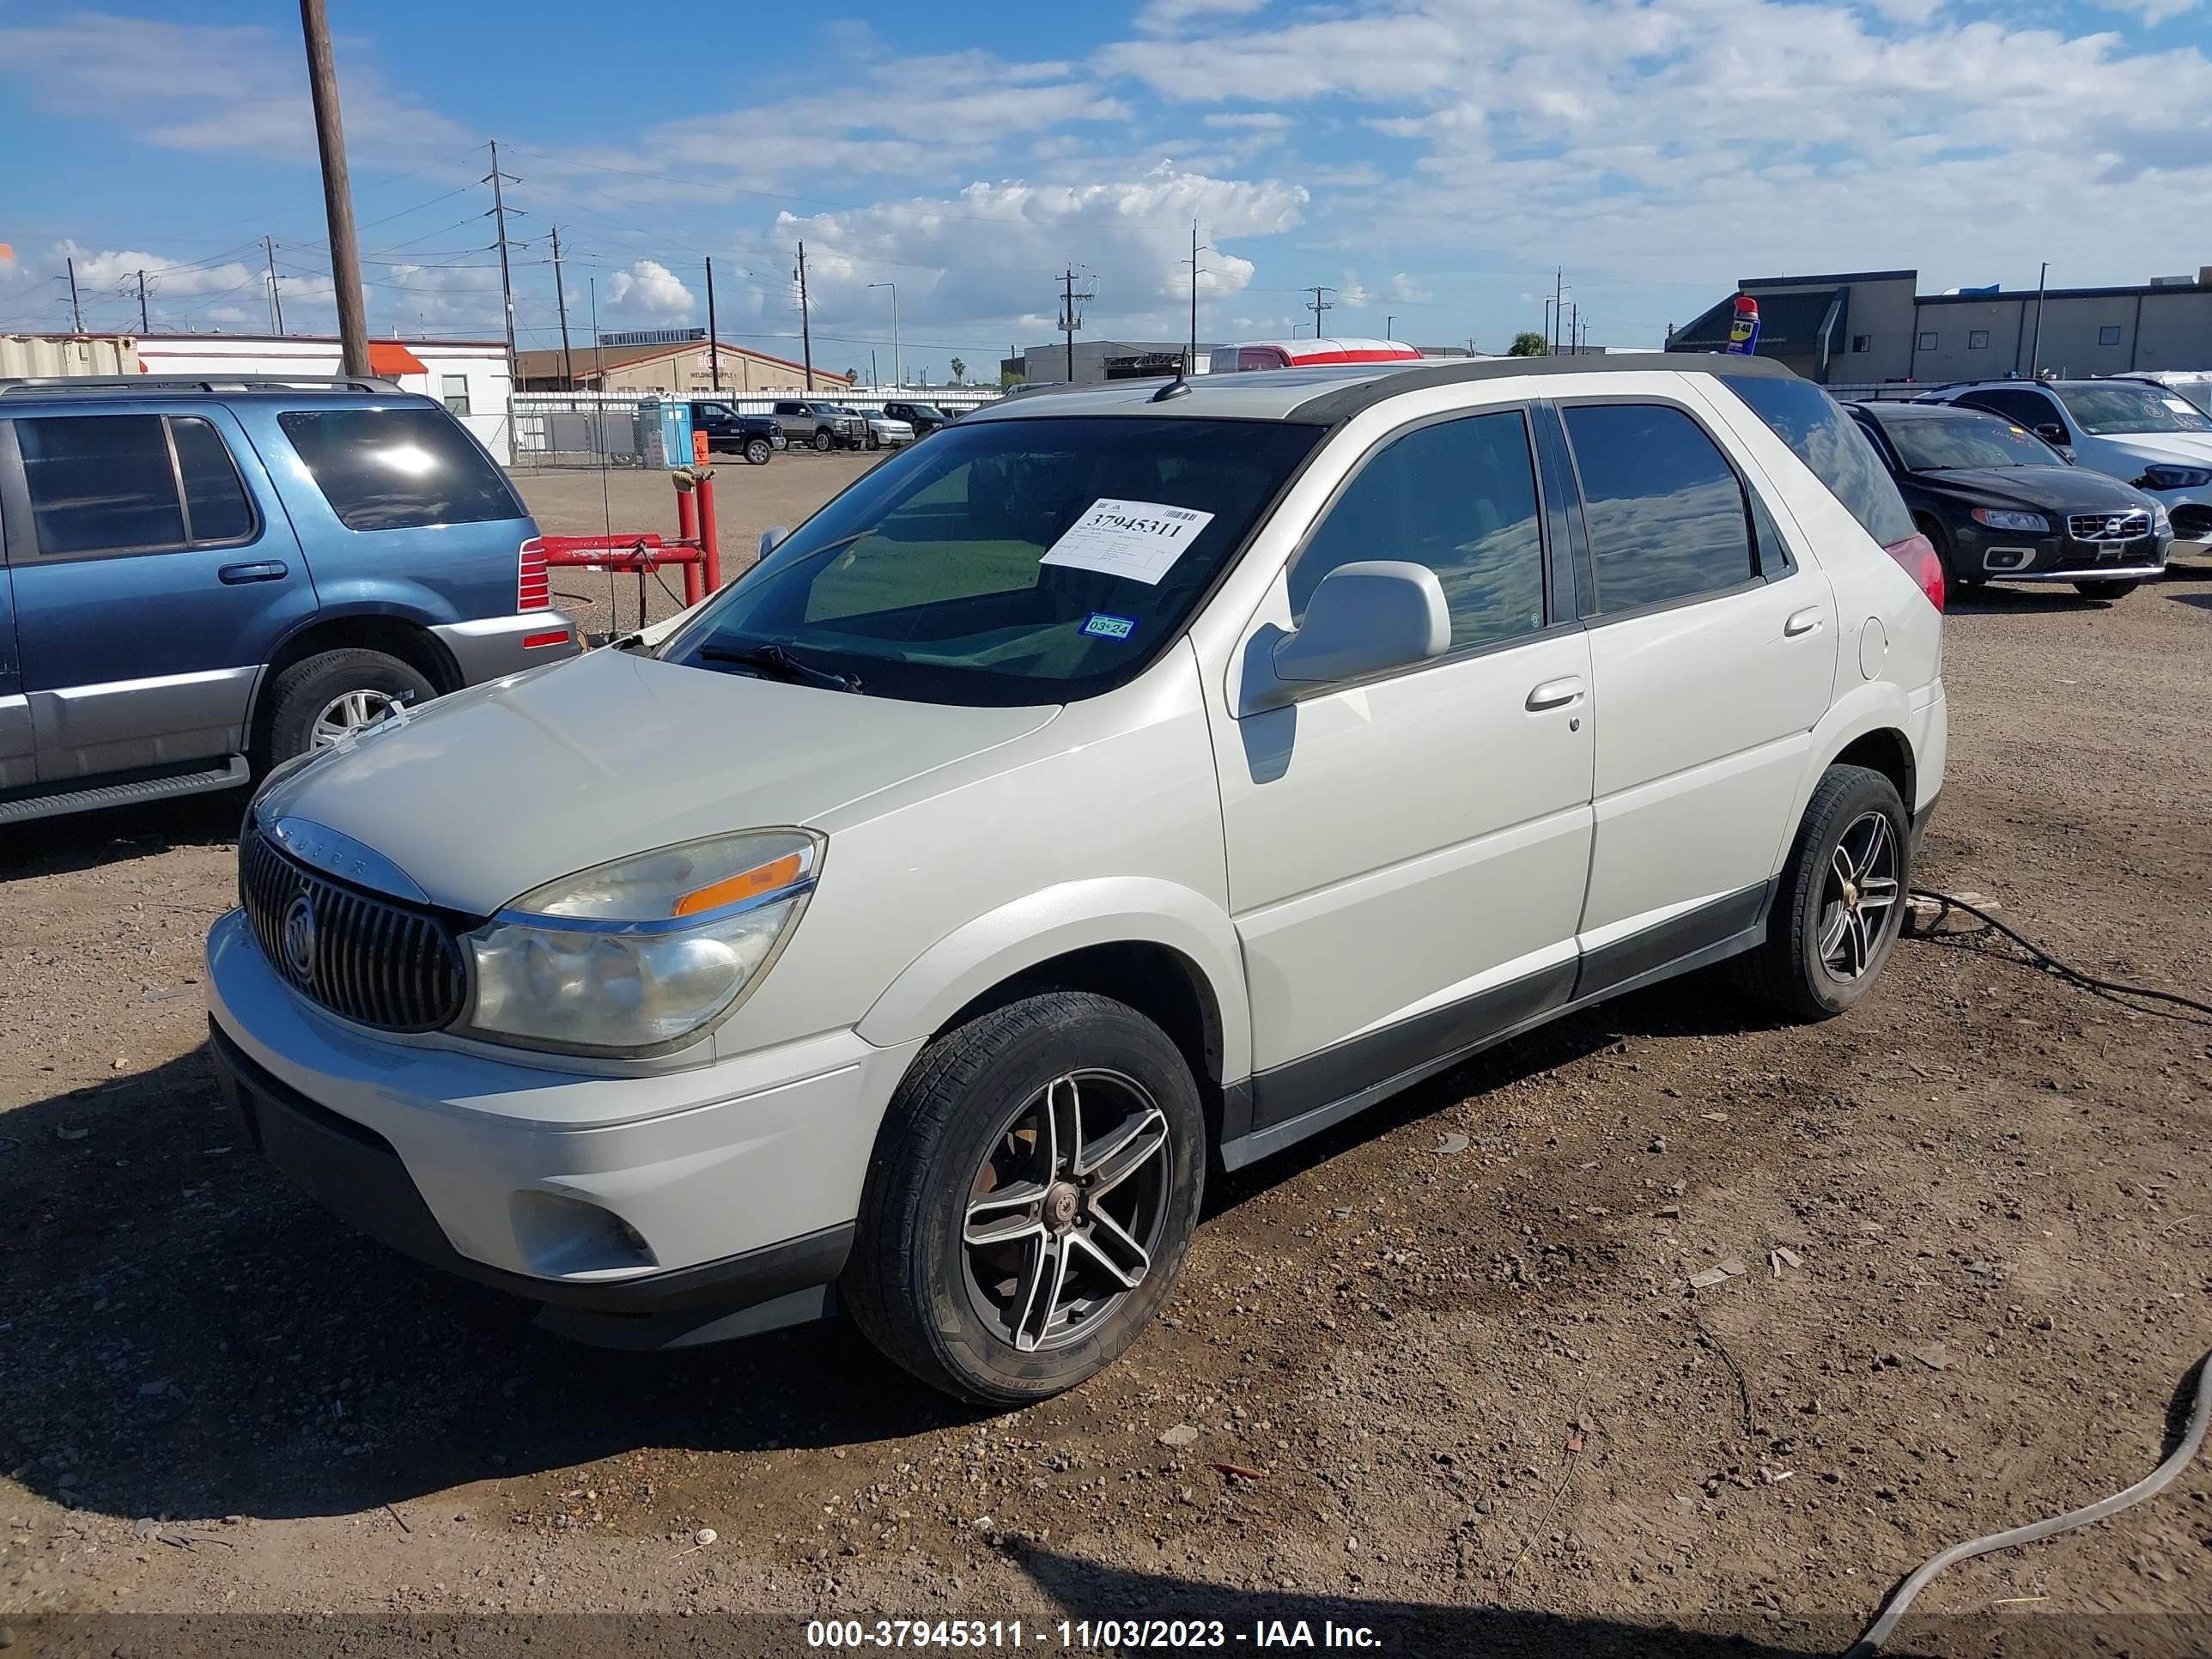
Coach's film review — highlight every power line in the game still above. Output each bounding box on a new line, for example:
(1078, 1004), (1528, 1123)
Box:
(1305, 284), (1334, 338)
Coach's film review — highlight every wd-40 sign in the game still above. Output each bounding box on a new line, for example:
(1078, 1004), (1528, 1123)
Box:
(1724, 295), (1760, 356)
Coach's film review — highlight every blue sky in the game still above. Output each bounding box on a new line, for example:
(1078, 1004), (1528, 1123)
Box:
(3, 0), (2209, 368)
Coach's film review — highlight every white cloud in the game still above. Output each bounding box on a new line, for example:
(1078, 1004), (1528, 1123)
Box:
(1388, 272), (1431, 303)
(0, 11), (471, 161)
(59, 241), (257, 299)
(2092, 0), (2201, 21)
(606, 259), (696, 319)
(1137, 0), (1272, 33)
(1203, 112), (1293, 130)
(769, 165), (1305, 345)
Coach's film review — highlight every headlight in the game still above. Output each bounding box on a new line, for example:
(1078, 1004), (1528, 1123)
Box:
(1969, 507), (2049, 533)
(2137, 465), (2212, 490)
(2154, 501), (2173, 536)
(461, 830), (820, 1055)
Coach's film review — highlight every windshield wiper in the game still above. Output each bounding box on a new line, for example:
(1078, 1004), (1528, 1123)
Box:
(697, 641), (861, 693)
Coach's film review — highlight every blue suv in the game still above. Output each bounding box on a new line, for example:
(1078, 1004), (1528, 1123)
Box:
(0, 376), (576, 825)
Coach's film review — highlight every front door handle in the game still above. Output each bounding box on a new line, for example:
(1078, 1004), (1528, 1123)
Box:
(1526, 675), (1586, 711)
(219, 560), (289, 585)
(1784, 606), (1824, 637)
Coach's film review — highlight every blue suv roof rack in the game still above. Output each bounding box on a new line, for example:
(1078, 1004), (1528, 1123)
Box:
(0, 374), (405, 396)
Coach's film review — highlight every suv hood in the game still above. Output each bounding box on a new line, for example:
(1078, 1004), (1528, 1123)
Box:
(1913, 465), (2148, 514)
(254, 647), (1058, 915)
(2090, 432), (2212, 470)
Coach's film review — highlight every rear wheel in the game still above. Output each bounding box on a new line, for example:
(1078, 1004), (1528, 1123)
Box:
(1734, 763), (1910, 1021)
(2074, 580), (2140, 601)
(842, 991), (1206, 1406)
(744, 437), (772, 466)
(260, 647), (435, 768)
(866, 430), (881, 451)
(812, 428), (834, 453)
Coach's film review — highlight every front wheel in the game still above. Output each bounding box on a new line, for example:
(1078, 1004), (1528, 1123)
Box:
(842, 991), (1206, 1406)
(744, 437), (772, 466)
(1733, 763), (1910, 1021)
(812, 428), (834, 453)
(260, 647), (436, 768)
(2074, 580), (2140, 601)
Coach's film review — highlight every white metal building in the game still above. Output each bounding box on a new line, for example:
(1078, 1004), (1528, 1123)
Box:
(132, 334), (514, 459)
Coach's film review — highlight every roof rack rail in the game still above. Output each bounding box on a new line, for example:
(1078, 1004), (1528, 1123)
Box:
(0, 374), (406, 396)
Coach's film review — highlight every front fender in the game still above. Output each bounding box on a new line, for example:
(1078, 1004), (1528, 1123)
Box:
(854, 877), (1252, 1084)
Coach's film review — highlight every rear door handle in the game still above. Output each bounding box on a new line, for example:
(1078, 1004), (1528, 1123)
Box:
(1784, 606), (1824, 637)
(1526, 675), (1586, 711)
(218, 561), (289, 585)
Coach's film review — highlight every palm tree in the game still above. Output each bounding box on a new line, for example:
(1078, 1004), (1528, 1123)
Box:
(950, 357), (966, 385)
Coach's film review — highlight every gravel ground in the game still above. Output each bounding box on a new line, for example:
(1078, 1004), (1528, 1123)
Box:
(3, 492), (2209, 1653)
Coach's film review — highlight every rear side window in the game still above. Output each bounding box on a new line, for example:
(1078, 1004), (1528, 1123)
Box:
(278, 407), (520, 532)
(1722, 374), (1916, 547)
(1563, 404), (1756, 615)
(1293, 410), (1547, 652)
(17, 413), (255, 556)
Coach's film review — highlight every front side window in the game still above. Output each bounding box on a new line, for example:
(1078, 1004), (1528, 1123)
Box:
(1960, 388), (2064, 432)
(277, 407), (521, 532)
(1291, 410), (1547, 653)
(1723, 374), (1917, 546)
(18, 412), (255, 556)
(1563, 404), (1757, 615)
(665, 416), (1322, 706)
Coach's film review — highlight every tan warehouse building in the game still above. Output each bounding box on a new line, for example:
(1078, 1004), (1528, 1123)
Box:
(515, 337), (850, 394)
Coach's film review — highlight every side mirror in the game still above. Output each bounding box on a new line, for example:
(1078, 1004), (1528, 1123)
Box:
(2035, 422), (2069, 447)
(760, 526), (788, 558)
(1260, 561), (1450, 703)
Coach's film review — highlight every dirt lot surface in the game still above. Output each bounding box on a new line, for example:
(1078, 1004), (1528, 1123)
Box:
(513, 450), (886, 642)
(3, 471), (2210, 1652)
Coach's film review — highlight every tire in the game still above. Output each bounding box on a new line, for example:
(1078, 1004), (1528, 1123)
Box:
(260, 647), (435, 768)
(812, 428), (835, 453)
(866, 430), (881, 452)
(744, 437), (772, 466)
(1732, 763), (1911, 1022)
(842, 990), (1206, 1407)
(1917, 515), (1978, 591)
(2074, 580), (2140, 601)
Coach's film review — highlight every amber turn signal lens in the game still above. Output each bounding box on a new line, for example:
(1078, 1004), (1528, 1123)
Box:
(672, 852), (805, 917)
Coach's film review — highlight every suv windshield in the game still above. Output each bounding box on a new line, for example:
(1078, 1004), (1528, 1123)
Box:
(664, 416), (1321, 705)
(2058, 383), (2212, 435)
(1886, 412), (2063, 471)
(902, 405), (945, 420)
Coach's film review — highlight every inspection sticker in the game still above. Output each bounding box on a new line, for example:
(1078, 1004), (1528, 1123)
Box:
(1081, 612), (1136, 640)
(1041, 498), (1216, 586)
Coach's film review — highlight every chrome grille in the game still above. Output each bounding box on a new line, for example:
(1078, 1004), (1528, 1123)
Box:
(239, 830), (467, 1033)
(2068, 509), (2151, 543)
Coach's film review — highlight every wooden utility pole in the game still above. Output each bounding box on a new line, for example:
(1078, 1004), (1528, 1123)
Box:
(796, 240), (814, 391)
(65, 258), (82, 332)
(299, 0), (370, 376)
(1305, 285), (1334, 339)
(706, 255), (720, 392)
(1057, 267), (1093, 382)
(550, 225), (573, 390)
(137, 270), (149, 332)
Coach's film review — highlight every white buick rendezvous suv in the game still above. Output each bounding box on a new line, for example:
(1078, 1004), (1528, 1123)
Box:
(207, 355), (1947, 1404)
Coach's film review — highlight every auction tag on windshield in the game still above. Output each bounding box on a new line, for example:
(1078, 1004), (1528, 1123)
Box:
(1041, 499), (1215, 586)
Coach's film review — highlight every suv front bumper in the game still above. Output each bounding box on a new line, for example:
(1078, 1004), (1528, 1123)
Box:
(205, 908), (921, 1347)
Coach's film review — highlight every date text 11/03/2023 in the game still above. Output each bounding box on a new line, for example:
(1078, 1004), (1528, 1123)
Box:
(805, 1619), (1384, 1649)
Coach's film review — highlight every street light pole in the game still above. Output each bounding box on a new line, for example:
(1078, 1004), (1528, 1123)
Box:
(869, 281), (899, 387)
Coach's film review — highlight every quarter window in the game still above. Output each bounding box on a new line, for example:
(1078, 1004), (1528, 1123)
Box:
(17, 412), (256, 556)
(277, 407), (520, 532)
(1562, 404), (1757, 615)
(1721, 374), (1917, 546)
(1291, 410), (1547, 653)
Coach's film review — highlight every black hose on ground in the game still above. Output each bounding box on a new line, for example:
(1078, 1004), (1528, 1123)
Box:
(1844, 1350), (2212, 1656)
(1907, 887), (2212, 1019)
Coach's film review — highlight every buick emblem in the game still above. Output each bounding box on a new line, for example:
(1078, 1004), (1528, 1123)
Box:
(281, 894), (319, 981)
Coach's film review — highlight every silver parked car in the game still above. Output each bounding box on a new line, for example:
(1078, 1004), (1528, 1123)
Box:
(209, 355), (1946, 1403)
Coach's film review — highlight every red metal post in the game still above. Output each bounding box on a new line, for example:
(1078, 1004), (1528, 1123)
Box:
(674, 479), (702, 605)
(696, 471), (722, 594)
